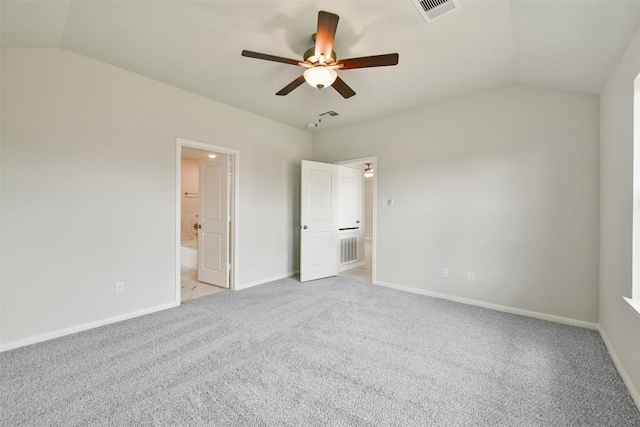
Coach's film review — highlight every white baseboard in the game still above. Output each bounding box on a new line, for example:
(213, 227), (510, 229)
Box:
(373, 280), (599, 330)
(375, 280), (639, 410)
(2, 272), (301, 350)
(339, 261), (365, 272)
(235, 272), (298, 291)
(0, 301), (180, 352)
(598, 326), (640, 411)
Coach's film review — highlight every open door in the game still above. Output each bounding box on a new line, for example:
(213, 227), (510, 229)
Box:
(338, 166), (365, 269)
(300, 160), (339, 282)
(197, 154), (230, 288)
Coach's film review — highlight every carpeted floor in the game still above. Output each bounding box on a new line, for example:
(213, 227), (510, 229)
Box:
(1, 276), (639, 426)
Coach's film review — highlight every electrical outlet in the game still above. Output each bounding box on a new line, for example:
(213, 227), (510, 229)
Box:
(115, 282), (125, 294)
(467, 272), (475, 282)
(441, 268), (448, 278)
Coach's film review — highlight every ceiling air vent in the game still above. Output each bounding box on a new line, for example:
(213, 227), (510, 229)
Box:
(412, 0), (461, 23)
(319, 111), (340, 117)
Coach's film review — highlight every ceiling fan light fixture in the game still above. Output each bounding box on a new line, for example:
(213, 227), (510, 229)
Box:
(364, 163), (374, 178)
(242, 11), (398, 98)
(303, 66), (338, 89)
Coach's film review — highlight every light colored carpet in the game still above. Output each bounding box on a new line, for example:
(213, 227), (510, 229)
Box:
(1, 276), (639, 426)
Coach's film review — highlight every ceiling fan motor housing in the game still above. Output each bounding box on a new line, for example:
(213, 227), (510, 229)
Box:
(304, 46), (337, 64)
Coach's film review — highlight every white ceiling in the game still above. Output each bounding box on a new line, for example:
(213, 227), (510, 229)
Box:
(2, 0), (640, 132)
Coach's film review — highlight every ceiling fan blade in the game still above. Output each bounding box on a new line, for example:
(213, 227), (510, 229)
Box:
(336, 53), (399, 70)
(314, 11), (339, 60)
(241, 50), (300, 66)
(276, 75), (306, 96)
(332, 76), (356, 99)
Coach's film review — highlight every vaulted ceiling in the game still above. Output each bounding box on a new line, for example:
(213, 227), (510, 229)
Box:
(2, 1), (640, 131)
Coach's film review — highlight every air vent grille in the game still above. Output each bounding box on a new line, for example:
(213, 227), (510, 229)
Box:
(412, 0), (460, 23)
(319, 110), (340, 117)
(340, 236), (358, 264)
(420, 0), (449, 11)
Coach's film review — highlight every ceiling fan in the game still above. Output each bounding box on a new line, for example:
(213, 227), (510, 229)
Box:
(241, 10), (399, 99)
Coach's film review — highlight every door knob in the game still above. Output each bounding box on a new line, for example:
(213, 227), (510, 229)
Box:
(302, 225), (308, 229)
(196, 224), (202, 229)
(356, 220), (361, 224)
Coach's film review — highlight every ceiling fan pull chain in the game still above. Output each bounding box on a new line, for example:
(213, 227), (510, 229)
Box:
(315, 88), (326, 118)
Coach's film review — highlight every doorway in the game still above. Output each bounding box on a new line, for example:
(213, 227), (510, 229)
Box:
(335, 157), (376, 283)
(175, 138), (240, 303)
(299, 157), (377, 283)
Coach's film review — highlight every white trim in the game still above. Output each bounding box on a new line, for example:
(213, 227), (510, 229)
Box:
(339, 261), (366, 272)
(624, 297), (640, 319)
(372, 167), (377, 284)
(0, 302), (179, 352)
(176, 138), (240, 297)
(334, 156), (378, 167)
(373, 280), (599, 330)
(234, 272), (298, 291)
(175, 142), (183, 303)
(633, 74), (640, 303)
(598, 325), (640, 410)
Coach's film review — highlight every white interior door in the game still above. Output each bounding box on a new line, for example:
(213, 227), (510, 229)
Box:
(339, 167), (362, 230)
(300, 160), (339, 282)
(338, 166), (365, 266)
(198, 155), (230, 288)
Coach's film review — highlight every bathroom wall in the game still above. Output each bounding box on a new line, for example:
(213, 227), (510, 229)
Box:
(181, 158), (199, 242)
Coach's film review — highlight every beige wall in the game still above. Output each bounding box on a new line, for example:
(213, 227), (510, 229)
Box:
(599, 25), (640, 405)
(313, 84), (600, 323)
(0, 48), (312, 347)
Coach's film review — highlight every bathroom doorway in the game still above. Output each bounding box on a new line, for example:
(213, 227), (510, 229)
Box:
(176, 138), (239, 302)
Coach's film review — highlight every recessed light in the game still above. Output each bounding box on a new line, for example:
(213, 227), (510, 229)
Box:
(208, 154), (216, 158)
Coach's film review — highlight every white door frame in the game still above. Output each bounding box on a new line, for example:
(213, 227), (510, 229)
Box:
(176, 138), (240, 302)
(334, 156), (378, 284)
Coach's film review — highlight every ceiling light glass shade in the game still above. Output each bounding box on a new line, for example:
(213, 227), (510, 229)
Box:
(364, 163), (374, 178)
(303, 67), (338, 89)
